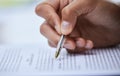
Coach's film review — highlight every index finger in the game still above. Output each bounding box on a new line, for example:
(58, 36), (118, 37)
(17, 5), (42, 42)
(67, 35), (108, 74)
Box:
(35, 0), (61, 34)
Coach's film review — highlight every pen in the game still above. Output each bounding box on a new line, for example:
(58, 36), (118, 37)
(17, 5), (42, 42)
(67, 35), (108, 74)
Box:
(55, 35), (65, 58)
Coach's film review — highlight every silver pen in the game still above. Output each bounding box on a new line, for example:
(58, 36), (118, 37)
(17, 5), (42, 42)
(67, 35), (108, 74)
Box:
(55, 35), (65, 58)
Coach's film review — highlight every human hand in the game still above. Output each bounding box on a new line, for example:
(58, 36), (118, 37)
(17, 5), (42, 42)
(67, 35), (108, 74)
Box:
(35, 0), (120, 53)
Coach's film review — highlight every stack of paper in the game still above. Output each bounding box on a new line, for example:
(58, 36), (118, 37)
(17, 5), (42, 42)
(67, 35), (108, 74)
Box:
(0, 44), (120, 76)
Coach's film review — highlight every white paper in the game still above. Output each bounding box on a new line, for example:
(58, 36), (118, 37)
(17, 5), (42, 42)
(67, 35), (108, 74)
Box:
(0, 44), (120, 76)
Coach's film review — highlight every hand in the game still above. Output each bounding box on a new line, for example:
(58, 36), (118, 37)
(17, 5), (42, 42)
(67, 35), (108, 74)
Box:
(35, 0), (120, 53)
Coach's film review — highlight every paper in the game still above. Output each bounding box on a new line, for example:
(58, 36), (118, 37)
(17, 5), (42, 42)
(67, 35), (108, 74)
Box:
(0, 44), (120, 76)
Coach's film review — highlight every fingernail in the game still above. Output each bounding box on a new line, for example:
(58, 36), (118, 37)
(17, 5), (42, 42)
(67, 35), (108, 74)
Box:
(61, 21), (70, 30)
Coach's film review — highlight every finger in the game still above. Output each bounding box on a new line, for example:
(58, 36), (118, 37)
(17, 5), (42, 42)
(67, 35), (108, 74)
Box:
(59, 0), (69, 12)
(59, 0), (74, 16)
(76, 38), (86, 48)
(36, 0), (61, 34)
(63, 37), (76, 50)
(40, 21), (75, 49)
(61, 0), (98, 35)
(76, 38), (94, 49)
(85, 40), (94, 49)
(40, 21), (60, 45)
(67, 38), (87, 54)
(48, 40), (56, 47)
(67, 38), (94, 54)
(48, 36), (76, 50)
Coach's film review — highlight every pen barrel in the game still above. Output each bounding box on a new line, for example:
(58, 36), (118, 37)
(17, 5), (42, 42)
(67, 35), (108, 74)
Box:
(55, 35), (65, 58)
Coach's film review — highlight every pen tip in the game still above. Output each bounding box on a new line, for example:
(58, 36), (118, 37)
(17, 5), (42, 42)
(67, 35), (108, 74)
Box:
(55, 51), (59, 59)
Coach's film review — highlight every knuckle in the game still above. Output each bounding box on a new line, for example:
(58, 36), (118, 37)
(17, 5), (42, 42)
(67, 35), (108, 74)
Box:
(35, 3), (46, 16)
(35, 3), (54, 22)
(35, 4), (42, 15)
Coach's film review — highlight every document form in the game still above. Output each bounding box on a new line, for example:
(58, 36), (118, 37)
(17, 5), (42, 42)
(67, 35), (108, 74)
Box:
(0, 44), (120, 76)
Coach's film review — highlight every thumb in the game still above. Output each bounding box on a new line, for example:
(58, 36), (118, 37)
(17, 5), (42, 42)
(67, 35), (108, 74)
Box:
(61, 0), (98, 35)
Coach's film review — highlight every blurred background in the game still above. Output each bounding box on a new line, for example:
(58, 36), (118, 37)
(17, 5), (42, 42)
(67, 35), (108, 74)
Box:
(0, 0), (46, 45)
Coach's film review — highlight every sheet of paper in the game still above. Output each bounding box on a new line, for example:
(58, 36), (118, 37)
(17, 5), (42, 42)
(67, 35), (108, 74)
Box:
(0, 44), (120, 76)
